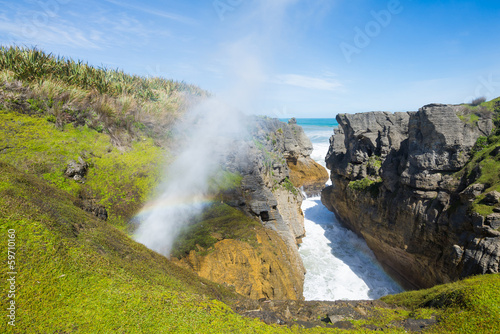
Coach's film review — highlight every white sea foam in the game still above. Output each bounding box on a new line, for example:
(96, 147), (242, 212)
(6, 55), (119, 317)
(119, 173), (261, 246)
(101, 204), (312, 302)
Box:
(299, 122), (403, 301)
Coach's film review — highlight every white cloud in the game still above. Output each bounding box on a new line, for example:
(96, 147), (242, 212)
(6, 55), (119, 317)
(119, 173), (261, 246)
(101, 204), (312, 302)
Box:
(0, 19), (100, 49)
(275, 74), (342, 91)
(102, 0), (198, 25)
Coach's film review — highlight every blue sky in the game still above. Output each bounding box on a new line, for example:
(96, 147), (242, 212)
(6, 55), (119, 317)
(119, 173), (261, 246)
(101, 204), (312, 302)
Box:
(1, 0), (500, 118)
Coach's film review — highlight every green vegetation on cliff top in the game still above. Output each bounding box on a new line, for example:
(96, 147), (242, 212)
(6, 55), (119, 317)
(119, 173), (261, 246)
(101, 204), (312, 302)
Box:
(1, 47), (499, 333)
(0, 46), (206, 100)
(458, 97), (500, 217)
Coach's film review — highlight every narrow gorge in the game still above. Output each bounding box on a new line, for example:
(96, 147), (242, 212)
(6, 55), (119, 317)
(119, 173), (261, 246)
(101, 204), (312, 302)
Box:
(321, 103), (500, 290)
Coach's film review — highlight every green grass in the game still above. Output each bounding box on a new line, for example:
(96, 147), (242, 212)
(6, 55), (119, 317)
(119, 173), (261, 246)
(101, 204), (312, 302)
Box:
(0, 109), (165, 231)
(282, 177), (299, 195)
(348, 177), (382, 197)
(458, 113), (480, 124)
(171, 203), (261, 258)
(350, 307), (436, 333)
(479, 96), (500, 112)
(0, 46), (206, 99)
(456, 97), (500, 126)
(1, 159), (498, 333)
(208, 170), (244, 192)
(0, 46), (209, 144)
(453, 96), (500, 216)
(382, 274), (500, 333)
(461, 134), (500, 217)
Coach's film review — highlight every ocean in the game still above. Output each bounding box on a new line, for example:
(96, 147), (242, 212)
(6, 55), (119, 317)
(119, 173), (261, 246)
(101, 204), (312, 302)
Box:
(289, 118), (403, 301)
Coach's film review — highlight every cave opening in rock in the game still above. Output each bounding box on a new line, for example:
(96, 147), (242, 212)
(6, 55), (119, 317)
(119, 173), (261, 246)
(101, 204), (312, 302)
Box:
(260, 211), (270, 221)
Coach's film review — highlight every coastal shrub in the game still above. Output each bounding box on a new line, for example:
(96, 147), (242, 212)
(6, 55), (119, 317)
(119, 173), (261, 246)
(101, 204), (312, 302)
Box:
(0, 46), (210, 146)
(367, 155), (382, 176)
(0, 46), (207, 99)
(472, 136), (488, 155)
(282, 177), (299, 196)
(470, 96), (487, 106)
(348, 177), (382, 197)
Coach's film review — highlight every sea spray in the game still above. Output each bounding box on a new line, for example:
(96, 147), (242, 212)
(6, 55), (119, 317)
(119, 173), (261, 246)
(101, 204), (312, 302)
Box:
(134, 98), (246, 257)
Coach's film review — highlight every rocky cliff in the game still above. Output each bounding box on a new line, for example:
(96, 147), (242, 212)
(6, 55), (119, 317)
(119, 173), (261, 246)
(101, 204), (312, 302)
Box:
(284, 118), (329, 196)
(322, 103), (500, 289)
(174, 117), (327, 300)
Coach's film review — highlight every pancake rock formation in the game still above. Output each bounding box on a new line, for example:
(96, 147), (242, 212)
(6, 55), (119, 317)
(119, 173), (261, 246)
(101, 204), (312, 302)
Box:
(322, 104), (500, 289)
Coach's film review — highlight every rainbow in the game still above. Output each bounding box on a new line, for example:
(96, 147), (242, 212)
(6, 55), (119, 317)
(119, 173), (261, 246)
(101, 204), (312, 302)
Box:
(134, 194), (214, 219)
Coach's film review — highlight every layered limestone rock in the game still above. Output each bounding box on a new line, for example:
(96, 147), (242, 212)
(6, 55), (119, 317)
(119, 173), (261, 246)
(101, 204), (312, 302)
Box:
(174, 227), (303, 300)
(174, 117), (327, 300)
(322, 104), (499, 289)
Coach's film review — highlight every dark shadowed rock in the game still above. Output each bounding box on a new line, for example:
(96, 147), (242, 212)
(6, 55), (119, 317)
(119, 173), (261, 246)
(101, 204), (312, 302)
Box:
(332, 321), (354, 329)
(322, 104), (499, 289)
(65, 157), (88, 181)
(483, 191), (500, 206)
(486, 213), (500, 230)
(234, 299), (431, 331)
(81, 199), (108, 221)
(403, 318), (437, 332)
(460, 184), (486, 203)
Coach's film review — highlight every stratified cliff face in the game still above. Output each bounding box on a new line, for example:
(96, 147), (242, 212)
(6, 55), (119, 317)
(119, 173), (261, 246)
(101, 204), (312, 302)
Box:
(322, 104), (500, 289)
(176, 117), (328, 300)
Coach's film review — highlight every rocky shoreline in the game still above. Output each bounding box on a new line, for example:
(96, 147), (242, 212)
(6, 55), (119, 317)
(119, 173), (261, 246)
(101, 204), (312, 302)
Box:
(321, 104), (500, 289)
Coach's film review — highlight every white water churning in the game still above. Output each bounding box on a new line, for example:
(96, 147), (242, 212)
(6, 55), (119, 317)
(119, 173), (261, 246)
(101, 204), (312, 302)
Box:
(296, 119), (403, 301)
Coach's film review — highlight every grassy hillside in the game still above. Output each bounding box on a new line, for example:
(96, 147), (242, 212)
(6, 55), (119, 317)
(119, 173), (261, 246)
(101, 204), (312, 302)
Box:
(382, 274), (500, 333)
(0, 47), (499, 333)
(0, 162), (288, 333)
(0, 108), (163, 231)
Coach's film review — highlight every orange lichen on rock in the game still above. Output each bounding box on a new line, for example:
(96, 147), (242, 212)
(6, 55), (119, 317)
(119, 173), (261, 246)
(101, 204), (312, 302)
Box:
(173, 228), (304, 300)
(288, 156), (329, 195)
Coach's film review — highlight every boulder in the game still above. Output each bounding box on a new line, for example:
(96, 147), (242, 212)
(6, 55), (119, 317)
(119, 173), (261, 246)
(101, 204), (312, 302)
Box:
(486, 213), (500, 230)
(483, 191), (500, 206)
(65, 157), (88, 181)
(459, 184), (486, 203)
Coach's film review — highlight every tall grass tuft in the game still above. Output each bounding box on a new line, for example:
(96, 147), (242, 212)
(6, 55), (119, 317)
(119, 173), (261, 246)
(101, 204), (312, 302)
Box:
(0, 45), (207, 101)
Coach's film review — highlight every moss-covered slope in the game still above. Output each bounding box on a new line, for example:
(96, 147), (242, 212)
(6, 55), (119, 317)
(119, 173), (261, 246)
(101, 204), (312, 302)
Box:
(0, 161), (292, 333)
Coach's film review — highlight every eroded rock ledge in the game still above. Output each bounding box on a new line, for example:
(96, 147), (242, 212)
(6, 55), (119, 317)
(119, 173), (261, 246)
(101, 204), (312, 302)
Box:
(321, 104), (500, 289)
(174, 117), (328, 300)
